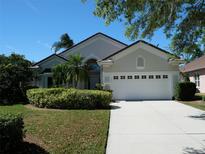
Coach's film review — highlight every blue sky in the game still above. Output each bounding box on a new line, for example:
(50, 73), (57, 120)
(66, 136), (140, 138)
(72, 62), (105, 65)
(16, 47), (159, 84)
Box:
(0, 0), (171, 62)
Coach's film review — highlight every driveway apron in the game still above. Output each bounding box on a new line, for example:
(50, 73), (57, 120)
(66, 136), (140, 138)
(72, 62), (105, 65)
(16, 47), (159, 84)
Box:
(106, 101), (205, 154)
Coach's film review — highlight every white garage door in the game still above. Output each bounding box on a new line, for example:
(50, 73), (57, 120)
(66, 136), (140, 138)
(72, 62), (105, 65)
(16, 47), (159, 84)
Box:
(108, 72), (172, 100)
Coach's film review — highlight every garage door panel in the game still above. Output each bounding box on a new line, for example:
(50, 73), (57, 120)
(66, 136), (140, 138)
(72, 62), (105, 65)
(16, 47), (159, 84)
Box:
(109, 73), (172, 100)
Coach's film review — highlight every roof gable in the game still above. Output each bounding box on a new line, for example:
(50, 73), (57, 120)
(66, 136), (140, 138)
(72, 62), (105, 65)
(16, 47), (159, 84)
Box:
(58, 32), (127, 57)
(34, 54), (67, 66)
(103, 40), (174, 60)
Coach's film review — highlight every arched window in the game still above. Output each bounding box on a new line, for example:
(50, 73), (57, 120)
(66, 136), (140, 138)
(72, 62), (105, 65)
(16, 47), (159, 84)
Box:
(136, 56), (145, 69)
(86, 59), (100, 72)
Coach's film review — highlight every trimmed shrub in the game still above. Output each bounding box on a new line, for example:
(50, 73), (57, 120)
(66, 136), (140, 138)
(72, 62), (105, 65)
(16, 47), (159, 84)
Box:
(202, 96), (205, 102)
(27, 88), (112, 109)
(0, 113), (24, 153)
(175, 82), (196, 101)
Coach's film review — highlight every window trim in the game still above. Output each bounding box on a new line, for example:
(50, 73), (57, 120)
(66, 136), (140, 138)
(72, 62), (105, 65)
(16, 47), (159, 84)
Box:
(120, 75), (125, 79)
(136, 56), (145, 69)
(156, 75), (161, 79)
(163, 75), (168, 79)
(127, 75), (133, 79)
(141, 75), (147, 79)
(113, 76), (118, 80)
(134, 75), (139, 79)
(149, 75), (154, 79)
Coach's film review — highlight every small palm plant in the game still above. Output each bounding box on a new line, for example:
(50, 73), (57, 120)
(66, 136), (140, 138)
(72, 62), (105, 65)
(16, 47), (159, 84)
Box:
(52, 64), (67, 86)
(52, 54), (88, 88)
(66, 54), (88, 88)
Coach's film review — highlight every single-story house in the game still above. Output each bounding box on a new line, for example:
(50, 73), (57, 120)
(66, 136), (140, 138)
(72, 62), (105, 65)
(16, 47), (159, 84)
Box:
(181, 55), (205, 93)
(33, 32), (182, 100)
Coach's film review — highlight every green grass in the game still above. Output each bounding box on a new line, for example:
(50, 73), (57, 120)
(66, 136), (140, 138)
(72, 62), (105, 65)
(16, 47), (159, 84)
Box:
(0, 104), (110, 154)
(179, 100), (205, 111)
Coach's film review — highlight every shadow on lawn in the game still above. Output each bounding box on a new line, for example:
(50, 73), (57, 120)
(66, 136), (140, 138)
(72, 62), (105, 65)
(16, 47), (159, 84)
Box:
(183, 147), (205, 154)
(6, 141), (49, 154)
(188, 113), (205, 120)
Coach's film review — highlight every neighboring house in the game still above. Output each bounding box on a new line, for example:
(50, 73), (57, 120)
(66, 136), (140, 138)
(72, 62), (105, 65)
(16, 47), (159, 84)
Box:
(33, 32), (181, 100)
(181, 55), (205, 93)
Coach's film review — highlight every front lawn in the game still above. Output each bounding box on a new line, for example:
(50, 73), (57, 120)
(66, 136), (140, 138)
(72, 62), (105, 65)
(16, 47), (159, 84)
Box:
(0, 104), (110, 153)
(179, 100), (205, 111)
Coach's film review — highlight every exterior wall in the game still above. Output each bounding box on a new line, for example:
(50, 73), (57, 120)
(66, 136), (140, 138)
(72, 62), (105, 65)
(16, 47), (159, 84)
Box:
(187, 69), (205, 93)
(59, 36), (126, 60)
(39, 57), (66, 70)
(102, 47), (179, 99)
(103, 48), (178, 72)
(36, 56), (66, 88)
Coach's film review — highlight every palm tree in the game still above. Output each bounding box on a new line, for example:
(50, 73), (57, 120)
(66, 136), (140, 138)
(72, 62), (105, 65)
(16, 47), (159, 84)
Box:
(52, 33), (74, 53)
(52, 64), (67, 86)
(52, 54), (88, 88)
(66, 54), (88, 88)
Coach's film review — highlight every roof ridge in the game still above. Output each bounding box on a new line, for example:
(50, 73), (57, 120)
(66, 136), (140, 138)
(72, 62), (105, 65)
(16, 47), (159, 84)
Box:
(102, 39), (175, 60)
(58, 32), (127, 55)
(33, 53), (67, 66)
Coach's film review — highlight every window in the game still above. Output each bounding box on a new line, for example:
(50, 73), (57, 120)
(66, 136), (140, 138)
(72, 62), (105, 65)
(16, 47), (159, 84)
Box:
(163, 75), (168, 79)
(149, 75), (154, 79)
(194, 73), (200, 87)
(127, 76), (132, 79)
(142, 75), (146, 79)
(120, 76), (125, 79)
(136, 57), (145, 69)
(134, 75), (139, 79)
(113, 76), (118, 80)
(156, 75), (161, 79)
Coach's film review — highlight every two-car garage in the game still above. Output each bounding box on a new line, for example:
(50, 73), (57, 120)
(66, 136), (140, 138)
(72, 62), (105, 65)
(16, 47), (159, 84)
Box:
(104, 72), (177, 100)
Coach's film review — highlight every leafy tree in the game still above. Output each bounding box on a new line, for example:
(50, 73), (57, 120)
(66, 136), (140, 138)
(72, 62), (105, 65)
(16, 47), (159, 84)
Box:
(52, 33), (74, 53)
(88, 0), (205, 58)
(0, 53), (33, 104)
(52, 54), (88, 88)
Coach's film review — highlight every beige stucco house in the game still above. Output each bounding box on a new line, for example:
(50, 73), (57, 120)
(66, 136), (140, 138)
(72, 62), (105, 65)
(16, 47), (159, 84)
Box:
(181, 55), (205, 93)
(33, 32), (182, 100)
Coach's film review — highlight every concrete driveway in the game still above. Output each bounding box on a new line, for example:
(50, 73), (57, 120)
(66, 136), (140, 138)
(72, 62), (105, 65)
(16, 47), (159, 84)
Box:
(106, 101), (205, 154)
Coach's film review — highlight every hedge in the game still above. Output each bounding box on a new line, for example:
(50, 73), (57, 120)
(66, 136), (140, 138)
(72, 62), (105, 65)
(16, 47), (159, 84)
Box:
(202, 96), (205, 102)
(0, 113), (24, 153)
(175, 82), (196, 101)
(27, 88), (112, 109)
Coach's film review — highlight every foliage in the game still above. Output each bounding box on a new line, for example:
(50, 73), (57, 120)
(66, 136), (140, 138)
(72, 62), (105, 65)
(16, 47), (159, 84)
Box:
(175, 82), (196, 101)
(203, 96), (205, 102)
(89, 0), (205, 58)
(0, 53), (33, 104)
(52, 64), (67, 86)
(52, 54), (88, 88)
(0, 113), (24, 153)
(27, 88), (112, 109)
(52, 33), (74, 53)
(95, 83), (103, 90)
(0, 104), (109, 154)
(66, 54), (88, 88)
